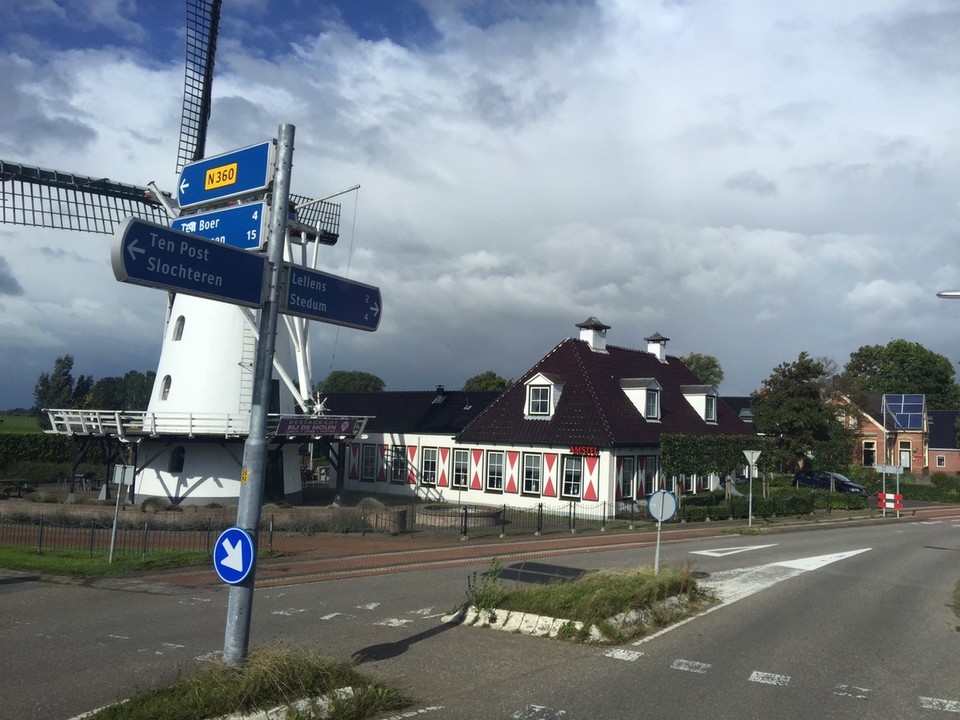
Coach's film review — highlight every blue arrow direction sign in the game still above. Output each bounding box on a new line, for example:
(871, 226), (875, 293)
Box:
(178, 140), (274, 209)
(111, 217), (267, 307)
(213, 527), (256, 585)
(281, 265), (382, 331)
(171, 201), (267, 250)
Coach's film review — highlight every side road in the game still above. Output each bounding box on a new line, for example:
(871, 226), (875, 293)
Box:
(137, 504), (960, 589)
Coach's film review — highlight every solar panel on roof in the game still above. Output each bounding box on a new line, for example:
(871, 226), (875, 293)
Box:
(883, 394), (925, 430)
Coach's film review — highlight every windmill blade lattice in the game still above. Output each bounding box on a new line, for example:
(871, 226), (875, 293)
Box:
(0, 160), (169, 235)
(177, 0), (223, 173)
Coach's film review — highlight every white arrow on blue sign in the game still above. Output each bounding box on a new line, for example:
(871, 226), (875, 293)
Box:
(171, 201), (267, 250)
(213, 527), (256, 585)
(111, 217), (267, 307)
(281, 265), (382, 332)
(178, 141), (274, 209)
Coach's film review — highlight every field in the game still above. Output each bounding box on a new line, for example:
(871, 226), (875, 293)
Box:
(0, 414), (42, 434)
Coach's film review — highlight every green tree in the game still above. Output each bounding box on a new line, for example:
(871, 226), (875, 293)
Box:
(88, 370), (155, 409)
(33, 355), (93, 427)
(842, 340), (960, 409)
(679, 353), (724, 387)
(315, 370), (385, 393)
(751, 352), (853, 471)
(462, 370), (511, 392)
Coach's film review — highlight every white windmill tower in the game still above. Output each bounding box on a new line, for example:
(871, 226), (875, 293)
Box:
(0, 0), (364, 505)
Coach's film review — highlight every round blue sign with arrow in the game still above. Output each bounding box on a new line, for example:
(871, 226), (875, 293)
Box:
(213, 526), (256, 585)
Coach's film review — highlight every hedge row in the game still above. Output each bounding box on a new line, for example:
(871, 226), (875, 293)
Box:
(0, 434), (71, 471)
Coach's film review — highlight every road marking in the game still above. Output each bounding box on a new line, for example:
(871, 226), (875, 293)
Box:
(672, 659), (711, 674)
(379, 706), (444, 719)
(750, 671), (790, 686)
(635, 549), (873, 646)
(919, 521), (942, 525)
(356, 602), (380, 610)
(107, 635), (129, 640)
(320, 612), (344, 620)
(835, 684), (872, 700)
(691, 544), (778, 557)
(511, 705), (568, 718)
(272, 607), (308, 616)
(604, 649), (643, 661)
(920, 696), (960, 712)
(376, 618), (413, 627)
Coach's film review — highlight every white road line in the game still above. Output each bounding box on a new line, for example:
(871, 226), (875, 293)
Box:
(511, 705), (568, 718)
(271, 608), (308, 616)
(835, 684), (872, 700)
(379, 706), (445, 719)
(672, 659), (711, 674)
(604, 649), (643, 661)
(356, 602), (380, 610)
(691, 544), (778, 557)
(320, 612), (344, 620)
(920, 696), (960, 712)
(749, 671), (790, 686)
(375, 618), (413, 627)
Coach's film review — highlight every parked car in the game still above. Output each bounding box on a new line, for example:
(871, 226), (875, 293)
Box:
(793, 470), (866, 495)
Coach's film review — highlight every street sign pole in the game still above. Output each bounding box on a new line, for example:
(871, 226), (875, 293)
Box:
(743, 450), (761, 528)
(223, 124), (295, 667)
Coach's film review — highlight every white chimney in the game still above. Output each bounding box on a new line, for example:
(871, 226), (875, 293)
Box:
(576, 316), (610, 352)
(645, 331), (669, 362)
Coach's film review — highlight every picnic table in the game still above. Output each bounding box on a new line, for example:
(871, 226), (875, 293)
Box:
(0, 479), (30, 498)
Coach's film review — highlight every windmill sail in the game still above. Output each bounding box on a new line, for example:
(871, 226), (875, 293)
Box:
(177, 0), (223, 173)
(0, 160), (169, 235)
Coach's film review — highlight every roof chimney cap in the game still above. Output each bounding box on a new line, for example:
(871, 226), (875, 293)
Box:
(576, 316), (610, 352)
(645, 331), (670, 362)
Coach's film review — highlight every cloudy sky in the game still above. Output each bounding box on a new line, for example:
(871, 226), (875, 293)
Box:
(1, 0), (959, 410)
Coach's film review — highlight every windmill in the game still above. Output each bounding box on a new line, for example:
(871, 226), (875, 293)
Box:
(0, 0), (354, 505)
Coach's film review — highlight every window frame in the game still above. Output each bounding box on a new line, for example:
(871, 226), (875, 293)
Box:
(452, 449), (469, 489)
(937, 454), (946, 468)
(619, 456), (635, 500)
(360, 444), (377, 482)
(705, 395), (716, 422)
(485, 451), (504, 492)
(561, 455), (582, 499)
(420, 447), (438, 487)
(390, 446), (406, 484)
(645, 388), (660, 420)
(528, 385), (551, 416)
(522, 453), (542, 496)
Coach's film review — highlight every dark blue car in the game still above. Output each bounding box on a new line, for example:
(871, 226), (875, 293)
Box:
(793, 470), (867, 494)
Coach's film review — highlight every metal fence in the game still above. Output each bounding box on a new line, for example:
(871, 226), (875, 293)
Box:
(0, 501), (657, 559)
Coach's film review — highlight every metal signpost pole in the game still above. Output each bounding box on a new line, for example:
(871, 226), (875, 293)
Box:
(743, 450), (761, 529)
(223, 123), (295, 667)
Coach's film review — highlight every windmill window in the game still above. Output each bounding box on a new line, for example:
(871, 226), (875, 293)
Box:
(173, 315), (185, 341)
(160, 375), (172, 401)
(168, 446), (185, 473)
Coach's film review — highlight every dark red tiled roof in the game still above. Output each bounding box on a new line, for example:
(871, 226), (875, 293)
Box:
(318, 389), (500, 435)
(457, 338), (753, 447)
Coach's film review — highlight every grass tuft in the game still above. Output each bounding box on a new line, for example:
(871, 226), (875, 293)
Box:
(86, 647), (410, 719)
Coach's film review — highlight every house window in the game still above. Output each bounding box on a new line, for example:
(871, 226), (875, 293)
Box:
(360, 444), (377, 482)
(452, 449), (469, 489)
(619, 456), (635, 500)
(522, 453), (542, 495)
(390, 446), (406, 483)
(937, 455), (946, 468)
(562, 455), (582, 499)
(685, 474), (696, 493)
(705, 396), (716, 422)
(862, 441), (876, 467)
(486, 451), (504, 492)
(528, 386), (551, 415)
(645, 389), (660, 420)
(642, 456), (657, 495)
(160, 375), (172, 401)
(168, 446), (185, 473)
(172, 315), (185, 341)
(899, 441), (911, 468)
(421, 447), (438, 486)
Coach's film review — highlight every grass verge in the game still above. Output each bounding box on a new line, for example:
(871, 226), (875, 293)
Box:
(463, 560), (710, 643)
(86, 647), (411, 719)
(0, 545), (207, 577)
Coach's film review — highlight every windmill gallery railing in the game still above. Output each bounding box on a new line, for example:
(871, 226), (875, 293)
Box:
(45, 409), (287, 438)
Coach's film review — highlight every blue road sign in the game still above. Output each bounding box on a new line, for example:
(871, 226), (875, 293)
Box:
(111, 217), (267, 307)
(178, 141), (274, 209)
(281, 265), (382, 331)
(213, 527), (256, 585)
(172, 201), (267, 250)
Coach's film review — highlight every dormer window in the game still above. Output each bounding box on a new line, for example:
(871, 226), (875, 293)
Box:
(621, 378), (661, 422)
(529, 386), (551, 415)
(681, 384), (719, 423)
(524, 372), (564, 418)
(646, 388), (660, 420)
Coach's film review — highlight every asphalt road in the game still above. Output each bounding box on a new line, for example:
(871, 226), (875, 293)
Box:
(2, 515), (959, 719)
